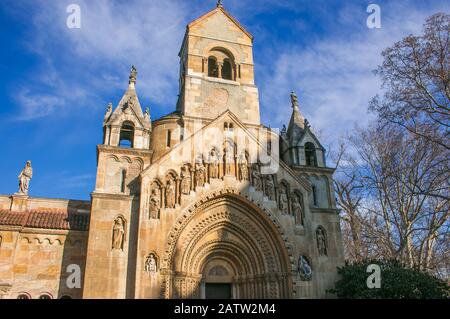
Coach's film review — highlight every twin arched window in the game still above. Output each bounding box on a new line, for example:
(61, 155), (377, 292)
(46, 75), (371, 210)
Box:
(207, 49), (235, 80)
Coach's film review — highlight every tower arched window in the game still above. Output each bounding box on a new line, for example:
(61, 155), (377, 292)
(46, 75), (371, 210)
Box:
(119, 121), (134, 148)
(208, 57), (218, 78)
(312, 185), (318, 206)
(305, 142), (317, 166)
(120, 169), (127, 193)
(222, 59), (232, 80)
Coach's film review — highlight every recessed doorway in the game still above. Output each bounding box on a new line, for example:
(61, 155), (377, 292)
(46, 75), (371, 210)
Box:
(205, 283), (232, 299)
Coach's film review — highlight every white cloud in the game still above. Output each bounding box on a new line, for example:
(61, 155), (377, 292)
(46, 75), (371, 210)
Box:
(257, 1), (447, 148)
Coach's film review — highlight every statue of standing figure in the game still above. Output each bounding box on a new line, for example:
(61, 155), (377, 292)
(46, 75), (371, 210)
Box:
(208, 149), (219, 179)
(165, 179), (176, 208)
(279, 185), (289, 214)
(112, 217), (125, 250)
(145, 253), (157, 273)
(195, 163), (206, 187)
(251, 165), (262, 191)
(149, 188), (161, 219)
(316, 227), (328, 256)
(291, 193), (303, 225)
(224, 143), (234, 176)
(264, 175), (275, 200)
(238, 154), (249, 181)
(180, 167), (192, 195)
(17, 160), (33, 195)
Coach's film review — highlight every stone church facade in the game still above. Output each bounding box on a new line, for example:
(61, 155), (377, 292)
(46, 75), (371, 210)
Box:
(0, 5), (344, 299)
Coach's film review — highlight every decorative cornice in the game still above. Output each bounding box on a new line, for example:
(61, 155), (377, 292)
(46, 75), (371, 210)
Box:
(97, 144), (153, 157)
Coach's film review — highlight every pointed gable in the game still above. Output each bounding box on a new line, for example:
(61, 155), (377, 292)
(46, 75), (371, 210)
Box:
(187, 6), (253, 45)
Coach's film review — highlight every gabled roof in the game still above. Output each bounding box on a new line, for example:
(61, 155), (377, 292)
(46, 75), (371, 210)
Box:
(187, 6), (253, 41)
(0, 209), (89, 231)
(141, 109), (311, 191)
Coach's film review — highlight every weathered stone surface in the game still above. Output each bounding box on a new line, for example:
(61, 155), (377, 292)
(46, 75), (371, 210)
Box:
(0, 4), (344, 299)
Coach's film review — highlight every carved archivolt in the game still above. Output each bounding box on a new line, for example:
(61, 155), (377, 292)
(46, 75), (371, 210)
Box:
(160, 188), (295, 299)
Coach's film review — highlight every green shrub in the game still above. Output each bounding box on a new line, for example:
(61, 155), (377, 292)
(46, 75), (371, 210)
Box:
(329, 259), (449, 299)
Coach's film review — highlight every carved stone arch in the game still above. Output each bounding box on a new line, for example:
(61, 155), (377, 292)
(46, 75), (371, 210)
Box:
(203, 44), (239, 65)
(160, 188), (294, 299)
(106, 154), (120, 162)
(119, 156), (132, 164)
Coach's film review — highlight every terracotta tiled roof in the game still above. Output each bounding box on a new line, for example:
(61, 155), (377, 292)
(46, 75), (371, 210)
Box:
(0, 209), (89, 231)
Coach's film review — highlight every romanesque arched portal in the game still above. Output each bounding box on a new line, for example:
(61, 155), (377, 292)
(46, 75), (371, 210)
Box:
(160, 190), (293, 299)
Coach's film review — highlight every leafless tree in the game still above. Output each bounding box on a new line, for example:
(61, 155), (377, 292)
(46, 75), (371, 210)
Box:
(370, 13), (450, 151)
(333, 125), (449, 277)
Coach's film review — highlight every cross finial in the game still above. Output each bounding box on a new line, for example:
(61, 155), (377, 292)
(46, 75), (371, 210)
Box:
(217, 0), (223, 8)
(129, 65), (137, 84)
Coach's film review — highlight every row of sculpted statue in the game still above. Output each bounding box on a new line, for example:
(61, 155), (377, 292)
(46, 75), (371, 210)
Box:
(146, 154), (307, 226)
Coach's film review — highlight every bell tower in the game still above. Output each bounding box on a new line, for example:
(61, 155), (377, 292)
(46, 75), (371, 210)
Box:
(83, 66), (153, 298)
(176, 3), (261, 125)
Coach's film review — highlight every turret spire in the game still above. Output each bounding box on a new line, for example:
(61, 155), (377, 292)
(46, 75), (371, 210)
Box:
(216, 0), (223, 8)
(286, 90), (306, 140)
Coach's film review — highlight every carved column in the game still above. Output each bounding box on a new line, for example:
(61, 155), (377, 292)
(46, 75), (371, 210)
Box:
(217, 62), (223, 78)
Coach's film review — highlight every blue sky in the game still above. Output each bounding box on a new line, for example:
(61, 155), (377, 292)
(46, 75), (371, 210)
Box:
(0, 0), (448, 200)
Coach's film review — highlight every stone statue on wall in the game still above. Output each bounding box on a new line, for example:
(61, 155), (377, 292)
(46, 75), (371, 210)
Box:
(264, 175), (275, 200)
(279, 185), (289, 214)
(145, 253), (157, 273)
(180, 167), (192, 195)
(251, 164), (262, 191)
(224, 143), (234, 175)
(208, 149), (219, 179)
(292, 193), (303, 225)
(17, 160), (33, 195)
(149, 188), (161, 219)
(195, 163), (206, 187)
(238, 154), (249, 181)
(112, 217), (125, 250)
(298, 255), (312, 281)
(316, 227), (328, 256)
(165, 179), (176, 208)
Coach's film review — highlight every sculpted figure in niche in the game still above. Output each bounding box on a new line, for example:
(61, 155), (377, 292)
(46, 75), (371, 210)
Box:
(145, 253), (157, 273)
(112, 217), (125, 250)
(279, 185), (289, 214)
(238, 154), (249, 181)
(149, 187), (161, 219)
(224, 143), (234, 175)
(298, 255), (312, 281)
(292, 193), (304, 225)
(208, 149), (219, 179)
(18, 160), (33, 195)
(316, 227), (328, 256)
(180, 167), (191, 195)
(265, 175), (275, 200)
(251, 164), (262, 191)
(165, 179), (176, 208)
(195, 163), (206, 187)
